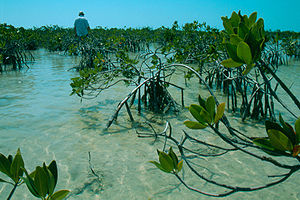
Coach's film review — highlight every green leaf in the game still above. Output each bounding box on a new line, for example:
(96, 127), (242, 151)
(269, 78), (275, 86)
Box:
(200, 109), (212, 124)
(221, 58), (243, 68)
(48, 161), (58, 191)
(237, 41), (252, 65)
(10, 148), (24, 183)
(168, 147), (178, 170)
(21, 168), (40, 198)
(0, 153), (11, 177)
(188, 104), (205, 124)
(229, 11), (240, 28)
(43, 163), (55, 195)
(184, 120), (207, 129)
(253, 138), (283, 156)
(158, 151), (174, 173)
(225, 43), (243, 63)
(222, 17), (234, 34)
(149, 161), (169, 173)
(265, 120), (284, 132)
(238, 22), (249, 39)
(278, 114), (297, 145)
(7, 155), (13, 165)
(229, 34), (243, 46)
(205, 96), (215, 120)
(295, 117), (300, 144)
(34, 166), (48, 198)
(49, 190), (70, 200)
(198, 94), (206, 108)
(248, 12), (257, 27)
(267, 129), (293, 152)
(214, 102), (225, 124)
(177, 160), (183, 173)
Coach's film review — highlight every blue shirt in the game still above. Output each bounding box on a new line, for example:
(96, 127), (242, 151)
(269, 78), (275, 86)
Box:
(74, 17), (90, 37)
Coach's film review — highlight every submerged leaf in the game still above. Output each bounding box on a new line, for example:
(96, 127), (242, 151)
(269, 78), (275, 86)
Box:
(158, 151), (174, 173)
(184, 120), (207, 129)
(295, 117), (300, 144)
(205, 96), (215, 120)
(214, 103), (225, 124)
(49, 190), (70, 200)
(188, 104), (205, 124)
(267, 129), (293, 152)
(253, 138), (284, 156)
(168, 147), (178, 170)
(278, 114), (297, 145)
(149, 161), (170, 173)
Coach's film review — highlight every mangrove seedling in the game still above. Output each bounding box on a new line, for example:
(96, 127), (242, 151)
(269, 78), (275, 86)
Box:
(0, 148), (24, 199)
(22, 160), (70, 200)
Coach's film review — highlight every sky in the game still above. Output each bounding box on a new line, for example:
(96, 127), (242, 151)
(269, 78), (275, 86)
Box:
(0, 0), (300, 31)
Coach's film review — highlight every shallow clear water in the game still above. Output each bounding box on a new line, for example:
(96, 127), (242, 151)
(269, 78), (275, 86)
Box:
(0, 50), (299, 200)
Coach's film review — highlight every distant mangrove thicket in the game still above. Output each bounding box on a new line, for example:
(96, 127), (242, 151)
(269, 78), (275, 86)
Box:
(0, 10), (300, 199)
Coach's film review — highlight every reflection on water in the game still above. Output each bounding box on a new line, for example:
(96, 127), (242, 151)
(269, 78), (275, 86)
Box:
(0, 49), (299, 200)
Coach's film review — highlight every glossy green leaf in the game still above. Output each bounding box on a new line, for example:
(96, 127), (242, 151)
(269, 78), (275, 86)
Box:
(225, 43), (243, 63)
(295, 117), (300, 144)
(241, 14), (249, 27)
(0, 153), (11, 177)
(34, 166), (48, 198)
(21, 169), (40, 198)
(10, 148), (24, 183)
(48, 161), (58, 192)
(188, 104), (205, 124)
(43, 163), (55, 195)
(200, 109), (212, 124)
(49, 190), (70, 200)
(198, 94), (206, 108)
(265, 120), (283, 132)
(7, 155), (13, 165)
(267, 129), (293, 152)
(237, 41), (252, 65)
(205, 96), (215, 117)
(238, 22), (249, 39)
(230, 11), (240, 28)
(168, 147), (178, 170)
(248, 12), (257, 27)
(253, 138), (283, 156)
(214, 102), (225, 124)
(149, 161), (170, 173)
(278, 114), (297, 145)
(158, 151), (174, 173)
(222, 17), (234, 34)
(230, 34), (243, 46)
(184, 120), (208, 129)
(221, 58), (243, 68)
(253, 138), (274, 151)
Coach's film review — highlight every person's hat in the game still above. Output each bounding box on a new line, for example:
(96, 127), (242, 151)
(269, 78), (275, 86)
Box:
(79, 11), (84, 16)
